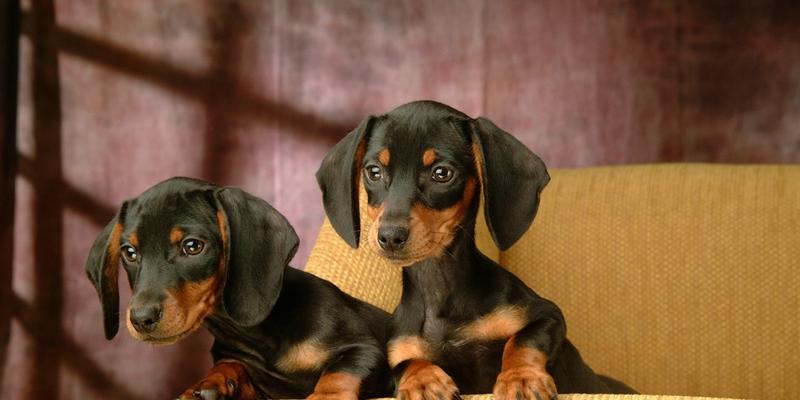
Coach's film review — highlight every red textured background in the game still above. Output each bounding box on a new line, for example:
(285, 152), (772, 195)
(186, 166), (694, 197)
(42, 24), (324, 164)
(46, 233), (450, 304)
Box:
(1, 1), (799, 399)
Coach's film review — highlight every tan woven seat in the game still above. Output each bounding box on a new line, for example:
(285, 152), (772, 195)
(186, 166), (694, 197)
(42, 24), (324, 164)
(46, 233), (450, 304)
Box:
(306, 163), (799, 400)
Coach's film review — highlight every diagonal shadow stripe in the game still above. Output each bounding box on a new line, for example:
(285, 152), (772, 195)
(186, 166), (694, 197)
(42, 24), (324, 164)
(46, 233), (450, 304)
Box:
(18, 10), (354, 139)
(17, 153), (116, 226)
(10, 293), (144, 400)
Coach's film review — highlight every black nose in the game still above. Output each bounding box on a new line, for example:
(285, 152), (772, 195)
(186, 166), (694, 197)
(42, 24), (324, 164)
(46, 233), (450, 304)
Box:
(130, 304), (162, 333)
(378, 226), (409, 251)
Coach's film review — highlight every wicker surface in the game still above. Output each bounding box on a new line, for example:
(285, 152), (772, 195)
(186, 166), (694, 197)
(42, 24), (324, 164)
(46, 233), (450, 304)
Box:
(462, 396), (743, 400)
(306, 164), (798, 400)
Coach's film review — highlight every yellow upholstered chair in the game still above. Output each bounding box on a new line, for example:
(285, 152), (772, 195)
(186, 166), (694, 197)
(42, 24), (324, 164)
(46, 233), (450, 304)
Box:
(306, 164), (799, 400)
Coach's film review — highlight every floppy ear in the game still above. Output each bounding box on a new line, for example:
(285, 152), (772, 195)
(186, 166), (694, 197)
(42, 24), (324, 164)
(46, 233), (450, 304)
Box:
(213, 188), (299, 327)
(470, 117), (550, 251)
(85, 204), (127, 340)
(315, 116), (376, 248)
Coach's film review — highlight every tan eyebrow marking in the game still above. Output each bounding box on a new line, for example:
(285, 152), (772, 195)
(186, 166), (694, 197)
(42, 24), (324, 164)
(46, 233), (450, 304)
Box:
(378, 148), (391, 166)
(169, 227), (184, 245)
(129, 232), (138, 247)
(422, 149), (436, 167)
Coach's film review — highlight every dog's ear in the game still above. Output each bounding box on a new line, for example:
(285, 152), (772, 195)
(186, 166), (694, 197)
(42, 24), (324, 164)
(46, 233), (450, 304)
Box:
(213, 188), (299, 326)
(316, 116), (376, 248)
(470, 117), (550, 251)
(85, 203), (127, 340)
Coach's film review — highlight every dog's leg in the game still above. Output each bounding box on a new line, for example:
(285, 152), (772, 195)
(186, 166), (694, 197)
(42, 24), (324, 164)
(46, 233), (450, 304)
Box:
(389, 336), (459, 400)
(177, 360), (256, 400)
(307, 342), (383, 400)
(308, 371), (361, 400)
(494, 337), (556, 400)
(493, 302), (564, 400)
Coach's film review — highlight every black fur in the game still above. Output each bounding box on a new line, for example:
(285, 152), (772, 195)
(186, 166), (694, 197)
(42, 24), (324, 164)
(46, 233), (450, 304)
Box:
(317, 100), (635, 397)
(85, 177), (391, 399)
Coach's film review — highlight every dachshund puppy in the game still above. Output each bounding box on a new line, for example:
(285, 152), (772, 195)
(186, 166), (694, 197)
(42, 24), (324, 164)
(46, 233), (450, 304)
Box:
(85, 177), (390, 400)
(317, 101), (635, 400)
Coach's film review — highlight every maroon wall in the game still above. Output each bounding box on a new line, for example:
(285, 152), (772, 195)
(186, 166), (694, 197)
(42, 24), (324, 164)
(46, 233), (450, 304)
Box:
(3, 1), (800, 398)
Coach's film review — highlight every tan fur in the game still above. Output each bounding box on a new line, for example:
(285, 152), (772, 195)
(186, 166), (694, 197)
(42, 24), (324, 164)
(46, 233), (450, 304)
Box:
(397, 360), (458, 400)
(310, 371), (361, 399)
(276, 339), (330, 373)
(127, 275), (221, 344)
(494, 336), (556, 399)
(471, 143), (484, 185)
(216, 211), (228, 273)
(367, 204), (384, 221)
(169, 227), (184, 245)
(422, 149), (436, 167)
(457, 305), (527, 341)
(105, 223), (123, 284)
(128, 231), (138, 247)
(180, 360), (258, 400)
(108, 223), (123, 263)
(366, 178), (477, 266)
(388, 335), (430, 367)
(127, 206), (231, 345)
(378, 148), (391, 166)
(502, 338), (547, 370)
(216, 211), (228, 247)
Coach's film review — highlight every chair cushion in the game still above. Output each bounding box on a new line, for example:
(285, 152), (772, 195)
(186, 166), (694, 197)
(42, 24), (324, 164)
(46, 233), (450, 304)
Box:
(306, 164), (797, 399)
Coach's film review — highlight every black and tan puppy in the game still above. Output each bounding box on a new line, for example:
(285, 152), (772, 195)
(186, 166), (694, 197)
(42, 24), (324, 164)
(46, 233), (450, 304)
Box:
(317, 101), (634, 400)
(85, 177), (390, 400)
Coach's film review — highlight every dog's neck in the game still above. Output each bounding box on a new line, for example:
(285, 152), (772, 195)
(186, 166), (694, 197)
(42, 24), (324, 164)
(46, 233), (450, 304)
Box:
(403, 220), (481, 310)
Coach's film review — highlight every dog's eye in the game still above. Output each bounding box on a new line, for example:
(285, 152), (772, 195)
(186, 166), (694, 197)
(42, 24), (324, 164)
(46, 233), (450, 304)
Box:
(365, 165), (383, 182)
(432, 166), (454, 183)
(181, 239), (205, 256)
(121, 245), (138, 263)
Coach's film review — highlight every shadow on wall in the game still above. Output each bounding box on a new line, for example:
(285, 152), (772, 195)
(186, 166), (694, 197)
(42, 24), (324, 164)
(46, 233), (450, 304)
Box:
(6, 1), (354, 398)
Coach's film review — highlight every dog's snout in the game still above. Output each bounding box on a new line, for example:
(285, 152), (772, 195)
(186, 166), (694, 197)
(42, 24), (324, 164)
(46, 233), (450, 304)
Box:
(130, 304), (163, 334)
(378, 225), (409, 251)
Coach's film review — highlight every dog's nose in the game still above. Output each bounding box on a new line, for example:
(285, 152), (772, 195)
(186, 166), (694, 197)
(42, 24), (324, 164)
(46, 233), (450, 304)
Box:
(378, 226), (409, 251)
(130, 304), (162, 333)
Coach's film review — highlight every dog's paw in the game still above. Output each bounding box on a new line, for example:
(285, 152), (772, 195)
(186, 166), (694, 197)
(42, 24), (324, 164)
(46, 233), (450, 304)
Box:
(306, 389), (359, 400)
(307, 371), (360, 400)
(493, 366), (557, 400)
(178, 362), (256, 400)
(178, 379), (235, 400)
(397, 360), (460, 400)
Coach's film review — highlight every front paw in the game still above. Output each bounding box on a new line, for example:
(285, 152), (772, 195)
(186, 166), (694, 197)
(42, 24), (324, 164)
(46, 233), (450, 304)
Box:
(178, 362), (254, 400)
(307, 389), (358, 400)
(493, 366), (556, 400)
(307, 371), (360, 400)
(178, 378), (236, 400)
(397, 360), (460, 400)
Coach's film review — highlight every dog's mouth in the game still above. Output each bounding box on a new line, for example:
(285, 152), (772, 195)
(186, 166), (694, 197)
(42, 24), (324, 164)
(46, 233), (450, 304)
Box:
(371, 238), (444, 267)
(137, 326), (200, 345)
(125, 296), (215, 346)
(378, 249), (416, 265)
(127, 315), (205, 346)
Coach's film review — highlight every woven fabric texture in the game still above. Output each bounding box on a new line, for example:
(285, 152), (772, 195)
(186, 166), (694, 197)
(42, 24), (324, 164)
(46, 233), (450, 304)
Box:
(368, 396), (745, 400)
(305, 164), (797, 400)
(459, 396), (741, 400)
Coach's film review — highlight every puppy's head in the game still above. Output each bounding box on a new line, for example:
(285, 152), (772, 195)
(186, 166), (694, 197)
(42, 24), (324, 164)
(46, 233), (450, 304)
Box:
(85, 178), (298, 343)
(317, 100), (549, 266)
